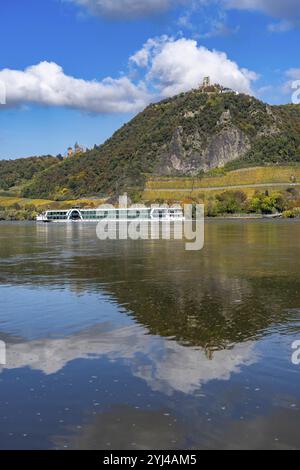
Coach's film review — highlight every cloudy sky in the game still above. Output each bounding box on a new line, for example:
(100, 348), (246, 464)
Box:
(0, 0), (299, 158)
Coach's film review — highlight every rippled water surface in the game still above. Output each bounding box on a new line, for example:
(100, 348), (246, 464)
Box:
(0, 220), (300, 450)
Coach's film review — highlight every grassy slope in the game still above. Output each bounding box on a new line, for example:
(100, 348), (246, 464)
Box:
(143, 166), (300, 201)
(0, 196), (106, 210)
(2, 166), (300, 206)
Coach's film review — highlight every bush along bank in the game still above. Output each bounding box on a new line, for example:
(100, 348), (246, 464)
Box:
(182, 188), (300, 218)
(2, 188), (300, 220)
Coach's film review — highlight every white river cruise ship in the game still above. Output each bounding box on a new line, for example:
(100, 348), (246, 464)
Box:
(36, 207), (185, 223)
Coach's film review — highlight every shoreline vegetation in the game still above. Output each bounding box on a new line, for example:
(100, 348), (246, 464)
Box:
(0, 196), (106, 222)
(2, 166), (300, 221)
(1, 187), (300, 221)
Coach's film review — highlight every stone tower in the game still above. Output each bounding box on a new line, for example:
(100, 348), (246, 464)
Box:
(74, 142), (84, 154)
(202, 76), (211, 88)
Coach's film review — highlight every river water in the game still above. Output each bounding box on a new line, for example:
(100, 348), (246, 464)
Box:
(0, 220), (299, 450)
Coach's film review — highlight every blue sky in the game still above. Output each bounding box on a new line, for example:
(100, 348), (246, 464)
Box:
(0, 0), (299, 159)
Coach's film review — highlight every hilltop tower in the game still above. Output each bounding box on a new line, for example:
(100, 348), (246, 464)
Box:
(202, 76), (211, 88)
(74, 142), (81, 154)
(66, 143), (86, 158)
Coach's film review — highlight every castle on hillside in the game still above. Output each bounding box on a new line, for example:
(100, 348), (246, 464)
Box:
(66, 142), (87, 158)
(198, 77), (239, 95)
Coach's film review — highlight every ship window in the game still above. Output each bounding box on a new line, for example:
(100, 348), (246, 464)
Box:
(69, 210), (81, 220)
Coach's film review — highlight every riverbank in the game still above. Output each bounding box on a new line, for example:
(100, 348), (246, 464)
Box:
(1, 213), (294, 222)
(0, 196), (106, 221)
(1, 191), (300, 221)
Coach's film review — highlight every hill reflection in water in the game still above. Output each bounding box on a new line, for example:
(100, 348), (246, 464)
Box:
(0, 220), (300, 449)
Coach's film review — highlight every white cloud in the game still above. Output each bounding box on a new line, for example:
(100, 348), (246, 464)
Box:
(282, 68), (300, 98)
(254, 68), (300, 104)
(286, 68), (300, 80)
(69, 0), (300, 25)
(0, 61), (149, 114)
(225, 0), (300, 19)
(224, 0), (300, 29)
(268, 20), (294, 32)
(0, 38), (258, 114)
(3, 323), (257, 395)
(130, 36), (258, 97)
(69, 0), (182, 18)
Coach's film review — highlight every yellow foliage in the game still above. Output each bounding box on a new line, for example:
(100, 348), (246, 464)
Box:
(0, 196), (107, 210)
(145, 166), (300, 191)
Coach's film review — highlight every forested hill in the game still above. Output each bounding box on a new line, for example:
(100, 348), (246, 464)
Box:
(0, 155), (61, 191)
(4, 88), (300, 200)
